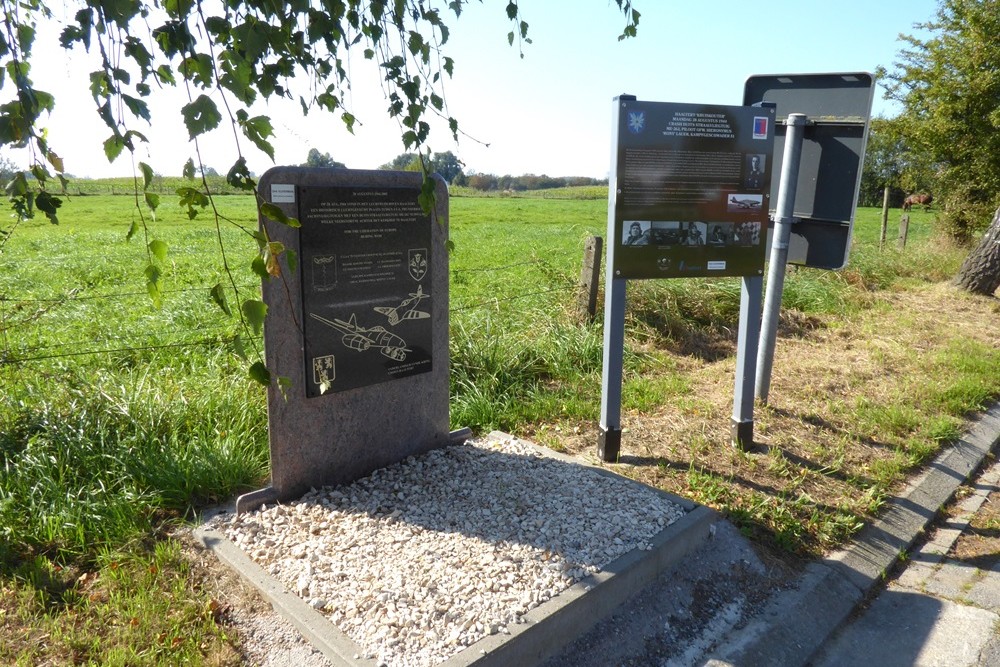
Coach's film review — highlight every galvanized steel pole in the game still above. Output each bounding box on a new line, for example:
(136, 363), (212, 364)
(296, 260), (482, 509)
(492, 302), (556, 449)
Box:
(731, 274), (763, 450)
(755, 113), (807, 403)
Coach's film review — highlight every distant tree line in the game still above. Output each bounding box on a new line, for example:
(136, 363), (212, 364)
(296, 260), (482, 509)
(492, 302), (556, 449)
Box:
(301, 147), (606, 191)
(461, 172), (607, 191)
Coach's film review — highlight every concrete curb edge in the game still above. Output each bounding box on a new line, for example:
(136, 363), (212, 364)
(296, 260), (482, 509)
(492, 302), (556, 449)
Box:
(704, 401), (1000, 667)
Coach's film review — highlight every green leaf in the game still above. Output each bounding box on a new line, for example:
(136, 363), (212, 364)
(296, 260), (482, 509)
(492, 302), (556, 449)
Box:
(183, 158), (196, 179)
(138, 161), (154, 189)
(176, 186), (209, 219)
(241, 299), (268, 335)
(418, 175), (436, 215)
(232, 334), (247, 360)
(285, 248), (298, 274)
(5, 172), (28, 196)
(145, 263), (163, 308)
(219, 55), (256, 105)
(260, 201), (286, 224)
(407, 31), (425, 58)
(264, 241), (284, 277)
(226, 157), (255, 191)
(144, 192), (160, 212)
(181, 53), (214, 87)
(342, 111), (356, 133)
(47, 151), (64, 174)
(30, 163), (50, 184)
(123, 129), (148, 148)
(181, 94), (222, 139)
(210, 282), (232, 316)
(126, 220), (140, 241)
(155, 64), (176, 86)
(238, 113), (275, 160)
(248, 361), (271, 386)
(204, 16), (231, 36)
(260, 202), (300, 227)
(250, 256), (269, 280)
(122, 94), (151, 122)
(35, 191), (62, 224)
(103, 135), (126, 162)
(152, 20), (195, 57)
(148, 239), (168, 262)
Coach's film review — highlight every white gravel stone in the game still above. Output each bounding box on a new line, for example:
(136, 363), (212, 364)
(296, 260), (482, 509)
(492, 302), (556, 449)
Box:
(208, 434), (686, 667)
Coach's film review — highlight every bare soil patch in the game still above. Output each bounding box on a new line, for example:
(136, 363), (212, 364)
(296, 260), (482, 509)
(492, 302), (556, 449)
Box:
(539, 282), (1000, 557)
(950, 485), (1000, 570)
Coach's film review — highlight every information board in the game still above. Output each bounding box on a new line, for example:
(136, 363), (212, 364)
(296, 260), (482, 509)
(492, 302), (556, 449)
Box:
(611, 100), (776, 279)
(297, 185), (434, 397)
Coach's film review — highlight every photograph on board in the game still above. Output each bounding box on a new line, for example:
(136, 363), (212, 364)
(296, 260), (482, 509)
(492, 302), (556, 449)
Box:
(726, 193), (764, 213)
(622, 220), (651, 246)
(744, 154), (766, 190)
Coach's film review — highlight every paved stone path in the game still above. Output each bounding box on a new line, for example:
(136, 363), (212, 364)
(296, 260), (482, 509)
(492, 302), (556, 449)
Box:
(811, 459), (1000, 667)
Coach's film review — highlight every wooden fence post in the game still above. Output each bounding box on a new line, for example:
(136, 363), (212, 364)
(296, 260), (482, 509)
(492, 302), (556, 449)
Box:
(578, 236), (602, 322)
(880, 186), (890, 249)
(898, 214), (910, 250)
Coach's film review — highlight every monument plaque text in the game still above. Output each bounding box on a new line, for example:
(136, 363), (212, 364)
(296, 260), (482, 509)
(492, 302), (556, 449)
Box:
(298, 185), (433, 397)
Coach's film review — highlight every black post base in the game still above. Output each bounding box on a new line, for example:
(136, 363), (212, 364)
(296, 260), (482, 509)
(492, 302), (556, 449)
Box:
(598, 427), (622, 462)
(731, 418), (754, 451)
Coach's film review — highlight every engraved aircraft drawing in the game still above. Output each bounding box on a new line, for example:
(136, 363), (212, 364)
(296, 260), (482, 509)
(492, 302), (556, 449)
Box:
(309, 313), (409, 361)
(373, 284), (431, 325)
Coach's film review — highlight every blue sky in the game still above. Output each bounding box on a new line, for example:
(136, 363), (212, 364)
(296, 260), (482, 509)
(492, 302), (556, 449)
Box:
(28, 0), (940, 179)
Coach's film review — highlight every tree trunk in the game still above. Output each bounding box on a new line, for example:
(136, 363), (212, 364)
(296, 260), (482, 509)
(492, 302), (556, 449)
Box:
(954, 206), (1000, 296)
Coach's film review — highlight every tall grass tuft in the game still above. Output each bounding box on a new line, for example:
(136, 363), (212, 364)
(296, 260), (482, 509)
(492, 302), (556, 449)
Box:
(0, 357), (267, 565)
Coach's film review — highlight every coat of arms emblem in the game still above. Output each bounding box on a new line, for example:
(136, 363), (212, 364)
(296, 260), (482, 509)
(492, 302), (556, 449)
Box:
(408, 248), (428, 281)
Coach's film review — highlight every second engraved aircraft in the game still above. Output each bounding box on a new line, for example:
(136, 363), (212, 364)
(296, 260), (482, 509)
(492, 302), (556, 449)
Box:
(309, 313), (409, 361)
(373, 285), (431, 325)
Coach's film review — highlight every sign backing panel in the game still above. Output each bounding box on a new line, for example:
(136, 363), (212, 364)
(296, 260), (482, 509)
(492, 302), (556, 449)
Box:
(743, 72), (875, 269)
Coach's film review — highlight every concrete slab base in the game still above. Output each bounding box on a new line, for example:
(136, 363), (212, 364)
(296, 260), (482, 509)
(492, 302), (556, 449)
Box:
(194, 434), (717, 667)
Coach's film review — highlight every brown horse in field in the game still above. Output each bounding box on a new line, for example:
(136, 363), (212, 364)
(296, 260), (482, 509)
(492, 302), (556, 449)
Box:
(902, 193), (933, 211)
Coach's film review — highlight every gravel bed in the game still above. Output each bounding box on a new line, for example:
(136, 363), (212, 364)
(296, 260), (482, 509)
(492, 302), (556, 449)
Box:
(209, 434), (686, 667)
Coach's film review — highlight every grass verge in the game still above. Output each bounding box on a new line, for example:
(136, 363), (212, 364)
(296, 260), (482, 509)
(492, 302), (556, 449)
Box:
(1, 190), (998, 661)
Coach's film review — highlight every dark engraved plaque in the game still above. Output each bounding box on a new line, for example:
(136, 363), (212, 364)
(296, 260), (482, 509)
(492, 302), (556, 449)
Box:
(298, 185), (433, 397)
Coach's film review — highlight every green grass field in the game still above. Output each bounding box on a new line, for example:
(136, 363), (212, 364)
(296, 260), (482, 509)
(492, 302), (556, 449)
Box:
(2, 186), (995, 665)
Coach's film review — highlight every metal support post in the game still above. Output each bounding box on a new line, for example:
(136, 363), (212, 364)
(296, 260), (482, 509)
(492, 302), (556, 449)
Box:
(598, 276), (627, 461)
(731, 275), (763, 449)
(755, 113), (808, 404)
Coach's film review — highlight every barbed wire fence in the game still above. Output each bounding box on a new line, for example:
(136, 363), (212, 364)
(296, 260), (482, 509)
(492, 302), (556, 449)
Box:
(0, 245), (600, 371)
